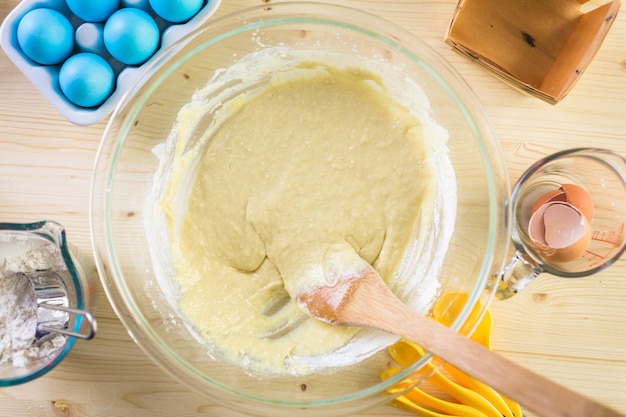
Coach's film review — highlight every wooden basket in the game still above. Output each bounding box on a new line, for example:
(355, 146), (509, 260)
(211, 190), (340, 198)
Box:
(444, 0), (621, 104)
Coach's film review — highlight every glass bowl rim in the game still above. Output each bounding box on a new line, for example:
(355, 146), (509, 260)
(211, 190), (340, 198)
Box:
(91, 0), (510, 410)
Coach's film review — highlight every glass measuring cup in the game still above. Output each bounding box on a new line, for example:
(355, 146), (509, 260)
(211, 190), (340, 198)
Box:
(0, 220), (98, 386)
(495, 148), (626, 298)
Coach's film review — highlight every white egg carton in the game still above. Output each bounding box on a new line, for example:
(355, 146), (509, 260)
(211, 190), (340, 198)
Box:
(0, 0), (221, 125)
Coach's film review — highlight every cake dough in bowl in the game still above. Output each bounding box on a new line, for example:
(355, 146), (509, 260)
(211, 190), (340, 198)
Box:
(154, 57), (454, 376)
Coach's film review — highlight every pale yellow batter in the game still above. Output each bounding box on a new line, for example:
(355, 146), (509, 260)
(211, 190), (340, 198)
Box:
(166, 65), (438, 374)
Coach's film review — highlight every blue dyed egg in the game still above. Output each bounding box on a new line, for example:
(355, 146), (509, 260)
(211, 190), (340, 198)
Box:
(149, 0), (204, 23)
(66, 0), (120, 23)
(59, 53), (115, 107)
(16, 8), (74, 65)
(120, 0), (151, 12)
(103, 8), (159, 65)
(75, 23), (106, 55)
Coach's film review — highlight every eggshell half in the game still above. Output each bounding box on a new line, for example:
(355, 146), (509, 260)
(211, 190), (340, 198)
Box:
(528, 201), (591, 263)
(560, 183), (594, 222)
(530, 189), (566, 216)
(529, 184), (595, 223)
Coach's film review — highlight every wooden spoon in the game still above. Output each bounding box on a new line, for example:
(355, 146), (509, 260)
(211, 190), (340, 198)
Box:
(296, 265), (624, 417)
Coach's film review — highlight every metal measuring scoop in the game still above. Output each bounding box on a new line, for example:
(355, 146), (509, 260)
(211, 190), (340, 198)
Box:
(10, 271), (96, 341)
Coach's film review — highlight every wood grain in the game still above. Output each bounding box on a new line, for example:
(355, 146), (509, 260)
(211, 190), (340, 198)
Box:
(1, 0), (625, 416)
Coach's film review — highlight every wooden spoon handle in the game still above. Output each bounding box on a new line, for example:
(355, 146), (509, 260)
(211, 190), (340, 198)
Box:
(306, 264), (623, 417)
(378, 297), (624, 417)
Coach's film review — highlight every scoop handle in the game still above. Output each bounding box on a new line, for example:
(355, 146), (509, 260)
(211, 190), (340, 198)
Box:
(374, 295), (624, 417)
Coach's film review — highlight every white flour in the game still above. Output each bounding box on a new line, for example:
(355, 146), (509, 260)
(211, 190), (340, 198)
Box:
(0, 240), (67, 367)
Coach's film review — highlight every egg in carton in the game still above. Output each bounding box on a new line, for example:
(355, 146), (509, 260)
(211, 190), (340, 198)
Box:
(0, 0), (221, 125)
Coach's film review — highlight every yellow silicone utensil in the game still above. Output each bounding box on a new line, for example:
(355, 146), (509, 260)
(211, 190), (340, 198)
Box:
(385, 292), (524, 417)
(383, 368), (490, 417)
(433, 293), (522, 417)
(389, 340), (504, 417)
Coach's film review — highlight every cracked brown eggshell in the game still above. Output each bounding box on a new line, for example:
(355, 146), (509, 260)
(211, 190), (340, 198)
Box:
(528, 201), (591, 263)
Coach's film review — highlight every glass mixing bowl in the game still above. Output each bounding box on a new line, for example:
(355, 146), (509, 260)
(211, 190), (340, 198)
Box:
(90, 3), (510, 416)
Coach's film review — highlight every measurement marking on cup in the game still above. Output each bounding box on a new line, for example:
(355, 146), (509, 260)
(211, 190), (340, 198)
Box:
(585, 223), (625, 267)
(592, 229), (621, 244)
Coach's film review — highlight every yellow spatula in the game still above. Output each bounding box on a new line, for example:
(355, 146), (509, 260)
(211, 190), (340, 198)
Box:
(384, 292), (523, 417)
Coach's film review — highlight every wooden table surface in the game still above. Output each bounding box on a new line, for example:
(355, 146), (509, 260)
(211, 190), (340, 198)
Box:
(1, 1), (625, 416)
